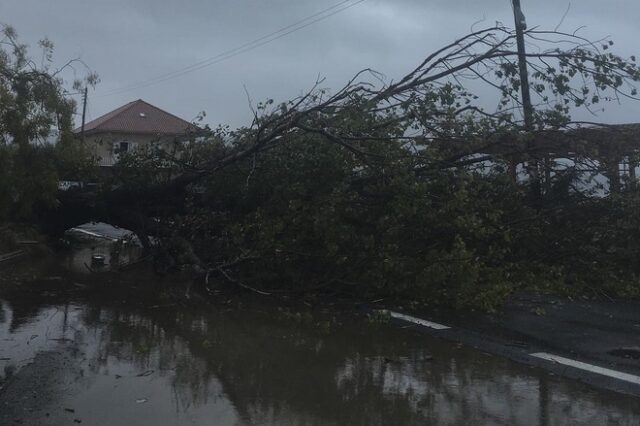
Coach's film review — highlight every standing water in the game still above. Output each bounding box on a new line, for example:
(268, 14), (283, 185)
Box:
(0, 227), (639, 425)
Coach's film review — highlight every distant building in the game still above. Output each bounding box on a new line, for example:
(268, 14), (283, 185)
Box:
(74, 99), (198, 167)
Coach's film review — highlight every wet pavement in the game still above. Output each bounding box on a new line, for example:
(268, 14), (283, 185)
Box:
(0, 225), (639, 425)
(1, 294), (640, 425)
(0, 292), (639, 424)
(384, 292), (640, 399)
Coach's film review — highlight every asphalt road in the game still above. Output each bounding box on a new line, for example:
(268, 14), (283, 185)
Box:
(387, 292), (640, 397)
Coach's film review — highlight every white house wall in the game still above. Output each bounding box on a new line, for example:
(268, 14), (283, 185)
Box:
(85, 133), (181, 166)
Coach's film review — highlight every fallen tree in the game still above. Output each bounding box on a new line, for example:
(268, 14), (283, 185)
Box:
(16, 24), (640, 309)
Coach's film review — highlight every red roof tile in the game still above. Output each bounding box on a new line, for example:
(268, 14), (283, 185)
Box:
(75, 99), (198, 135)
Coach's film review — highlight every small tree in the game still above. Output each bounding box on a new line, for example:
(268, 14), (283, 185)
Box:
(0, 25), (98, 220)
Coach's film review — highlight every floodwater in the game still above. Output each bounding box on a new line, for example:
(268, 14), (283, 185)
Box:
(0, 228), (639, 425)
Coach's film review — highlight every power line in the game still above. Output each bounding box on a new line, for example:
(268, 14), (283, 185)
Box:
(100, 0), (366, 97)
(101, 0), (352, 95)
(102, 0), (365, 96)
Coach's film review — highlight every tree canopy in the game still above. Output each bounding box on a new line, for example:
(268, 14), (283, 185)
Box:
(96, 25), (640, 309)
(0, 25), (97, 221)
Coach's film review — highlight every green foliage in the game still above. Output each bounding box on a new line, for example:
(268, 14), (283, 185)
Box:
(53, 136), (99, 181)
(1, 26), (75, 145)
(147, 123), (534, 310)
(0, 26), (97, 222)
(367, 310), (391, 325)
(526, 192), (640, 299)
(180, 130), (640, 309)
(106, 26), (640, 311)
(0, 144), (58, 219)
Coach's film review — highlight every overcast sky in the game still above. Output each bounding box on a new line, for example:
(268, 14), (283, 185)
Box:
(2, 0), (639, 128)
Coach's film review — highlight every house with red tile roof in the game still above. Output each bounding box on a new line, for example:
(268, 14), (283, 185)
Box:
(74, 99), (198, 166)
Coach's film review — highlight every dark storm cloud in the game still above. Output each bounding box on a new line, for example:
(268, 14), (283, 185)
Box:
(2, 0), (639, 127)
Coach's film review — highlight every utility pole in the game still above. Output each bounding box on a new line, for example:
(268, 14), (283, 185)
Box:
(81, 86), (88, 142)
(511, 0), (541, 198)
(511, 0), (533, 130)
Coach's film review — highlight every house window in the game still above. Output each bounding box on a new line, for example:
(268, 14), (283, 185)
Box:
(117, 141), (130, 153)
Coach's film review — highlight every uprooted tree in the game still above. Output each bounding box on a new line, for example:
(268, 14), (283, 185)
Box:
(53, 26), (640, 308)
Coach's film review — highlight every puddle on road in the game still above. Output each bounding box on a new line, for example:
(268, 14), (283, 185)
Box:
(1, 292), (639, 425)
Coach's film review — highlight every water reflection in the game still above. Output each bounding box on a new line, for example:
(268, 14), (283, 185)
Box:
(1, 292), (638, 425)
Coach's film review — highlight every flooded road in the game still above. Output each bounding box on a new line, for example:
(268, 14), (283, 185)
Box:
(2, 296), (640, 425)
(0, 228), (639, 425)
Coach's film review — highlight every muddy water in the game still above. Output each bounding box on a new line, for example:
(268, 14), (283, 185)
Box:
(1, 237), (639, 425)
